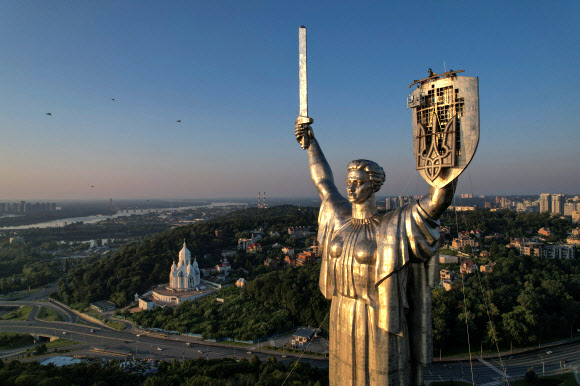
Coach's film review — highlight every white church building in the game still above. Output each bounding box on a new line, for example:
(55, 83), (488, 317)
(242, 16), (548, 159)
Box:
(149, 241), (212, 306)
(169, 241), (201, 291)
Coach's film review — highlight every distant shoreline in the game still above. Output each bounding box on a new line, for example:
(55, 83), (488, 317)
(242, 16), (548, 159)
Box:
(0, 202), (248, 230)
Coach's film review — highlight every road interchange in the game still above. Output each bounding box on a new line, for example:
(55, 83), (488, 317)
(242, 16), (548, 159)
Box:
(0, 298), (578, 384)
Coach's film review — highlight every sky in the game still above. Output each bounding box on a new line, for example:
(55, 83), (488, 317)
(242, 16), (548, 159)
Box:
(0, 0), (578, 200)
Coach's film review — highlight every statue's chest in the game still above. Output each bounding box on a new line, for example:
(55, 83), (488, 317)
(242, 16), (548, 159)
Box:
(328, 216), (380, 298)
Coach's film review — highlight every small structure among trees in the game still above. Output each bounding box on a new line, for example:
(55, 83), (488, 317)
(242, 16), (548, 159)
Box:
(90, 300), (116, 313)
(460, 260), (478, 274)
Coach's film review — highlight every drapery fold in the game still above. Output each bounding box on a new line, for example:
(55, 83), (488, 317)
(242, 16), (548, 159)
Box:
(317, 191), (440, 385)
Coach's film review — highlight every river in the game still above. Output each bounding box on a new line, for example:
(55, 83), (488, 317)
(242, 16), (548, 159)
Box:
(1, 202), (247, 230)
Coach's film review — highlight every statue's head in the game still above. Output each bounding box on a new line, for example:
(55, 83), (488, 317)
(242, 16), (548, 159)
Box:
(346, 159), (385, 204)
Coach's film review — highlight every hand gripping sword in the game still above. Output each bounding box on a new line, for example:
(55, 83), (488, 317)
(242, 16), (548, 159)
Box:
(298, 26), (312, 149)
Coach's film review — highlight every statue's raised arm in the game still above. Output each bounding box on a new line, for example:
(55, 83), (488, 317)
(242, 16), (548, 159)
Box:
(419, 180), (457, 219)
(294, 116), (338, 201)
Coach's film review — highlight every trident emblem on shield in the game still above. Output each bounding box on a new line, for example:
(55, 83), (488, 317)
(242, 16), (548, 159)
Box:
(408, 70), (479, 189)
(416, 114), (456, 181)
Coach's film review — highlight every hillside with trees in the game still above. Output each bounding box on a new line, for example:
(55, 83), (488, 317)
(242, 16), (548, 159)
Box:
(57, 206), (318, 308)
(57, 205), (580, 353)
(131, 264), (329, 340)
(0, 240), (60, 294)
(440, 209), (574, 242)
(432, 254), (580, 355)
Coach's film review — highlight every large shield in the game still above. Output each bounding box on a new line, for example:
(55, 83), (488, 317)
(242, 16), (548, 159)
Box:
(408, 75), (479, 188)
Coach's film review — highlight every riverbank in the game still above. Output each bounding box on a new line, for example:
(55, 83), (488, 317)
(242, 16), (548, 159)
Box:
(0, 202), (248, 230)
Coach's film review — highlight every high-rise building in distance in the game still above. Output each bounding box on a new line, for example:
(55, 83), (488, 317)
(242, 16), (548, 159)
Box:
(540, 193), (551, 213)
(551, 194), (564, 215)
(564, 202), (578, 216)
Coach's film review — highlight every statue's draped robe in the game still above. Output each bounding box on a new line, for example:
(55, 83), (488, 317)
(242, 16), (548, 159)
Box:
(318, 190), (440, 385)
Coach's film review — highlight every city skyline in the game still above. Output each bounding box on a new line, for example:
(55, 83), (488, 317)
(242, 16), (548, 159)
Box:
(1, 1), (578, 199)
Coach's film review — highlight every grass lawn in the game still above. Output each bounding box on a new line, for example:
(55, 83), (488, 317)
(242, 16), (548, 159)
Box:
(46, 338), (79, 349)
(105, 320), (126, 331)
(0, 305), (33, 321)
(0, 288), (41, 301)
(25, 339), (80, 355)
(221, 341), (252, 347)
(264, 345), (326, 357)
(84, 309), (103, 320)
(0, 332), (34, 350)
(36, 307), (64, 322)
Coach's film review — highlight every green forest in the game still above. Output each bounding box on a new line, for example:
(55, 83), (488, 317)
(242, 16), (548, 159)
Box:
(439, 208), (573, 242)
(433, 254), (580, 354)
(0, 240), (60, 294)
(0, 356), (327, 385)
(57, 206), (318, 308)
(131, 253), (580, 351)
(434, 209), (580, 354)
(57, 205), (580, 353)
(131, 264), (329, 340)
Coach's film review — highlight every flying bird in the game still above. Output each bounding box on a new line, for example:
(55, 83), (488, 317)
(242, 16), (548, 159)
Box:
(46, 113), (52, 116)
(176, 120), (182, 123)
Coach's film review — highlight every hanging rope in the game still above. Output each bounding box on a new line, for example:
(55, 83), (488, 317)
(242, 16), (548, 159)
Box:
(452, 181), (475, 384)
(460, 273), (476, 385)
(475, 270), (510, 384)
(398, 172), (418, 199)
(456, 175), (510, 384)
(281, 311), (330, 386)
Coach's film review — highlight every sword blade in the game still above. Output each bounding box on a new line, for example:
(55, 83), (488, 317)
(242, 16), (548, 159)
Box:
(299, 26), (308, 117)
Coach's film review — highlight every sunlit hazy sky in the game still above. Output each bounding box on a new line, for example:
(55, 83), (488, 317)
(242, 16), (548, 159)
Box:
(0, 1), (578, 200)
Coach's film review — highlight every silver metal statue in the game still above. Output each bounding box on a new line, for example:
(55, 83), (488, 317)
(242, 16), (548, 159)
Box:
(295, 27), (479, 386)
(294, 118), (454, 385)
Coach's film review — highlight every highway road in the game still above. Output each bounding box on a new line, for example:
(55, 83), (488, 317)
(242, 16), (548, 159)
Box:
(0, 300), (74, 323)
(425, 344), (579, 384)
(1, 293), (578, 384)
(2, 317), (578, 384)
(0, 319), (328, 368)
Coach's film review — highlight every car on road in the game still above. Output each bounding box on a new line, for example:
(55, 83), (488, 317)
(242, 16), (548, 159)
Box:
(157, 347), (163, 351)
(136, 334), (141, 337)
(546, 350), (553, 354)
(62, 331), (67, 335)
(247, 351), (252, 354)
(124, 341), (129, 344)
(185, 343), (191, 347)
(90, 329), (95, 333)
(197, 350), (203, 354)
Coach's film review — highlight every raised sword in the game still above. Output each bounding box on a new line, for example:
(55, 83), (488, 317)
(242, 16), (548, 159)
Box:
(298, 25), (312, 149)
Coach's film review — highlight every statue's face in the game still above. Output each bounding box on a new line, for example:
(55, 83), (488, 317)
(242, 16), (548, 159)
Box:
(346, 169), (374, 204)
